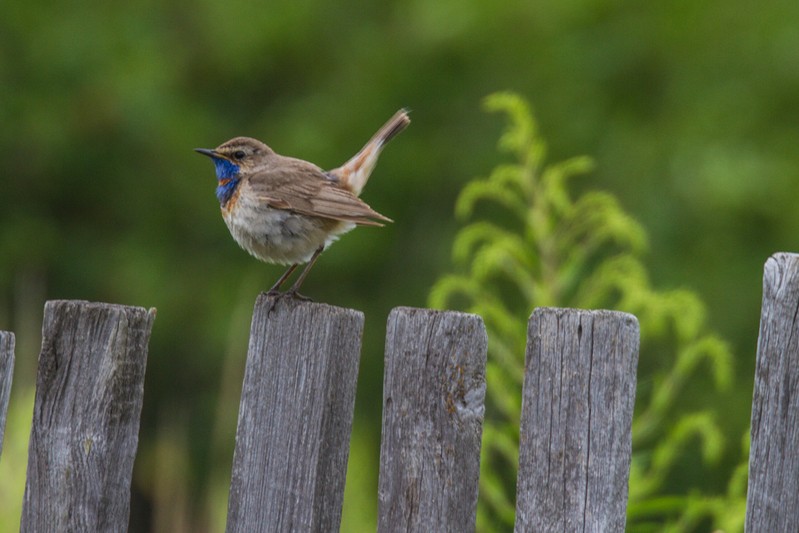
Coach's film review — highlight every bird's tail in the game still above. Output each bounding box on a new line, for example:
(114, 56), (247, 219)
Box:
(329, 109), (410, 196)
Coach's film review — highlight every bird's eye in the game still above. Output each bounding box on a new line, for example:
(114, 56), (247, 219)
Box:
(233, 150), (246, 160)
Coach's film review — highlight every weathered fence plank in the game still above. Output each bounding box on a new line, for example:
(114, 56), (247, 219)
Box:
(20, 300), (155, 533)
(226, 296), (363, 533)
(0, 331), (14, 458)
(377, 307), (488, 533)
(746, 253), (799, 531)
(514, 307), (639, 533)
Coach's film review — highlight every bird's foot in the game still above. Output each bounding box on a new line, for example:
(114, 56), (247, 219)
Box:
(285, 289), (313, 302)
(261, 289), (313, 313)
(263, 289), (283, 299)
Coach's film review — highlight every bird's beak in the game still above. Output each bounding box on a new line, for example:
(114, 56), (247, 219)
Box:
(194, 148), (217, 158)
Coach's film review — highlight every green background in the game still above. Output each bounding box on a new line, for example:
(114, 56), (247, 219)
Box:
(2, 0), (798, 531)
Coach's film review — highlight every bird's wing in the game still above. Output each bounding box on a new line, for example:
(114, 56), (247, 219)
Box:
(247, 158), (392, 226)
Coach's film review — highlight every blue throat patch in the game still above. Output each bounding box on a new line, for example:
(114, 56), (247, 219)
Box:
(213, 158), (241, 205)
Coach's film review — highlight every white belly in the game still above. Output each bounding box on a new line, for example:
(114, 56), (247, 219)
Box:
(222, 191), (355, 265)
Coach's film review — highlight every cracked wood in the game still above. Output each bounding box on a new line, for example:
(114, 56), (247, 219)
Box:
(514, 307), (639, 533)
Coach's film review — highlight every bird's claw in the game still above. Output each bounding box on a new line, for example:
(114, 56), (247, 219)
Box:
(262, 289), (314, 313)
(286, 289), (313, 302)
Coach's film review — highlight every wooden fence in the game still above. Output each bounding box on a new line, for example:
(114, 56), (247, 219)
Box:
(1, 253), (799, 531)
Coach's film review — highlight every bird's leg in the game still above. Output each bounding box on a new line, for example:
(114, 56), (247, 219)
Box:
(286, 246), (325, 300)
(266, 263), (299, 297)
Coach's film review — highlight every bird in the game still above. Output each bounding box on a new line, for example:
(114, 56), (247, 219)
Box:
(195, 109), (410, 301)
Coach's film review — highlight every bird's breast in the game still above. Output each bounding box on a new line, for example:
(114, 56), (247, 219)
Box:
(221, 182), (354, 265)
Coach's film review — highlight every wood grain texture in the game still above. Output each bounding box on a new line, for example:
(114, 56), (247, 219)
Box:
(746, 253), (799, 531)
(514, 307), (639, 533)
(377, 307), (488, 533)
(226, 296), (363, 533)
(0, 331), (14, 459)
(20, 300), (155, 533)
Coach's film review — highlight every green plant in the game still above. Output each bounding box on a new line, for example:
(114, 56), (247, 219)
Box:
(429, 92), (744, 532)
(0, 388), (34, 533)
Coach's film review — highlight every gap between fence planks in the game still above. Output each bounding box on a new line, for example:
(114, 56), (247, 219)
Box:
(0, 331), (14, 458)
(377, 307), (488, 533)
(20, 300), (155, 533)
(225, 295), (363, 533)
(746, 253), (799, 530)
(514, 307), (640, 533)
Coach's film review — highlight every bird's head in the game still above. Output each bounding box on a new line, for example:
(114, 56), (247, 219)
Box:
(195, 137), (274, 179)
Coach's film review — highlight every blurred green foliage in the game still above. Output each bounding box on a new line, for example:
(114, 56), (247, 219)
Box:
(430, 92), (742, 531)
(1, 0), (798, 531)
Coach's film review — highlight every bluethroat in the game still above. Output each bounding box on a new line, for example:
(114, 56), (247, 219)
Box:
(196, 109), (410, 300)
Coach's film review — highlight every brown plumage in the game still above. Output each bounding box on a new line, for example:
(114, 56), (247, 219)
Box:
(244, 154), (391, 226)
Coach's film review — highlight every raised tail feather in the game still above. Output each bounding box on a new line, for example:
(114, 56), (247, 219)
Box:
(329, 109), (410, 196)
